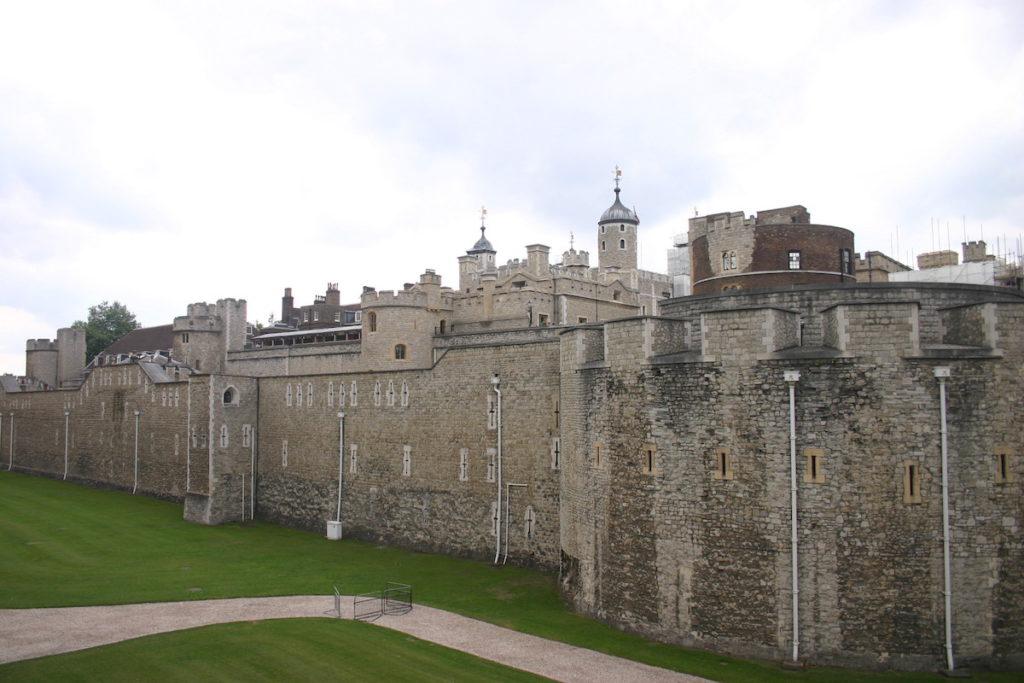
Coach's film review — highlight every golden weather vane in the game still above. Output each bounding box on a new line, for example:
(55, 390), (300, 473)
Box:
(614, 165), (622, 189)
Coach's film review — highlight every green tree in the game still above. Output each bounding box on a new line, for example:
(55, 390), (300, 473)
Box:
(73, 301), (139, 363)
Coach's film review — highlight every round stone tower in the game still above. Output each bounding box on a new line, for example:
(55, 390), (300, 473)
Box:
(597, 178), (638, 272)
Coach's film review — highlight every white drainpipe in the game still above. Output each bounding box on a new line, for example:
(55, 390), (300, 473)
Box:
(250, 425), (256, 521)
(9, 413), (14, 470)
(336, 411), (345, 522)
(935, 366), (955, 671)
(63, 410), (70, 480)
(784, 369), (801, 663)
(132, 410), (141, 494)
(502, 482), (528, 564)
(491, 375), (502, 565)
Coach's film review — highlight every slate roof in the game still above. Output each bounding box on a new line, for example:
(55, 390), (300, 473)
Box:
(102, 325), (175, 355)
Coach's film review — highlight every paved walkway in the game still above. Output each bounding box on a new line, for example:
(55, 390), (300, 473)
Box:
(0, 596), (708, 682)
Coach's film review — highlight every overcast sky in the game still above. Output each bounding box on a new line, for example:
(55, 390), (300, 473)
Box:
(2, 0), (1022, 374)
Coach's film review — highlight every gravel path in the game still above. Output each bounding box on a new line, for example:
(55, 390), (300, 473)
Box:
(0, 596), (707, 682)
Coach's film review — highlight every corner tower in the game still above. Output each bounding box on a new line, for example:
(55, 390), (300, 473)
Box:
(597, 169), (638, 271)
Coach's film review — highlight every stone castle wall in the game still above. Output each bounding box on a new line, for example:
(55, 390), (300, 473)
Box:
(1, 364), (190, 499)
(558, 294), (1023, 670)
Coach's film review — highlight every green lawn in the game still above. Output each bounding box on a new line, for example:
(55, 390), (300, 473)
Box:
(0, 471), (1017, 683)
(0, 618), (546, 682)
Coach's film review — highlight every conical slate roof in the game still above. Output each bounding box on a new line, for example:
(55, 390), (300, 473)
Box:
(468, 225), (495, 253)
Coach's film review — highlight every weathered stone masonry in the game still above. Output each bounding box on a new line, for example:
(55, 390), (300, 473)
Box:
(2, 282), (1021, 671)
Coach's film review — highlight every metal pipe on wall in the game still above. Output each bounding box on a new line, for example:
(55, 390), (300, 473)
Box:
(9, 413), (15, 470)
(784, 369), (801, 663)
(491, 375), (502, 565)
(250, 425), (256, 521)
(935, 366), (955, 671)
(336, 411), (345, 523)
(63, 410), (70, 480)
(132, 410), (141, 494)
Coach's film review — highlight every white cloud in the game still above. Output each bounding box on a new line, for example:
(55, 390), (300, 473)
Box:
(1, 0), (1022, 374)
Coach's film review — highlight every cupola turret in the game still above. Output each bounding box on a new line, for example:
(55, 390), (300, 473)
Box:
(597, 167), (638, 271)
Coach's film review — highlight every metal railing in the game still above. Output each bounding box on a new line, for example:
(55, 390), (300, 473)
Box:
(352, 582), (414, 621)
(383, 582), (413, 616)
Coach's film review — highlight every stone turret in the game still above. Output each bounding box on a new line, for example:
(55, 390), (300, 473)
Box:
(597, 178), (639, 272)
(172, 298), (247, 373)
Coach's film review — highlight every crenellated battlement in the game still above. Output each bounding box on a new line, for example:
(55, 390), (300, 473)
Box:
(26, 338), (58, 352)
(360, 288), (428, 308)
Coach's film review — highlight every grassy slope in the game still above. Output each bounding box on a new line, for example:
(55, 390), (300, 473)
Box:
(0, 618), (546, 682)
(0, 472), (1016, 683)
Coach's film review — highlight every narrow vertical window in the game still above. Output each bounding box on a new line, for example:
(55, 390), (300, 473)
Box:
(386, 380), (396, 407)
(191, 427), (197, 448)
(730, 251), (737, 270)
(487, 394), (497, 430)
(594, 442), (603, 467)
(286, 383), (293, 407)
(350, 443), (358, 474)
(490, 502), (499, 535)
(174, 389), (180, 407)
(804, 448), (825, 483)
(327, 382), (334, 407)
(219, 424), (229, 448)
(903, 460), (922, 503)
(788, 250), (801, 270)
(619, 238), (626, 249)
(486, 448), (496, 482)
(550, 437), (561, 470)
(367, 311), (377, 332)
(643, 443), (657, 474)
(401, 381), (409, 407)
(402, 445), (411, 476)
(373, 381), (381, 406)
(459, 448), (469, 481)
(714, 448), (734, 480)
(241, 424), (251, 448)
(281, 439), (288, 467)
(307, 382), (313, 407)
(994, 447), (1012, 484)
(350, 381), (358, 406)
(524, 506), (536, 540)
(394, 344), (406, 360)
(296, 382), (303, 407)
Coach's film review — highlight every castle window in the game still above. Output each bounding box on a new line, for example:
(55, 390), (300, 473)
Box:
(524, 505), (536, 540)
(223, 387), (237, 406)
(200, 431), (207, 448)
(313, 311), (319, 322)
(619, 238), (626, 249)
(303, 311), (309, 322)
(307, 382), (313, 407)
(350, 443), (358, 474)
(367, 311), (377, 332)
(219, 424), (229, 448)
(350, 381), (357, 406)
(439, 320), (446, 334)
(578, 316), (588, 324)
(181, 333), (189, 343)
(354, 310), (362, 323)
(334, 312), (341, 323)
(327, 382), (334, 407)
(459, 448), (469, 481)
(281, 439), (288, 468)
(788, 250), (802, 270)
(402, 445), (411, 477)
(722, 252), (729, 270)
(191, 427), (197, 448)
(174, 389), (180, 407)
(195, 359), (201, 371)
(620, 224), (625, 232)
(550, 437), (561, 470)
(401, 381), (409, 407)
(613, 290), (620, 301)
(487, 394), (497, 430)
(394, 344), (406, 360)
(903, 460), (922, 503)
(804, 448), (825, 484)
(538, 313), (549, 326)
(296, 382), (303, 407)
(373, 381), (382, 406)
(490, 502), (499, 535)
(242, 424), (251, 448)
(730, 251), (737, 269)
(601, 240), (606, 251)
(839, 248), (852, 275)
(286, 384), (293, 407)
(643, 443), (657, 475)
(601, 225), (606, 234)
(995, 447), (1012, 484)
(594, 442), (603, 468)
(713, 448), (734, 480)
(486, 448), (496, 482)
(386, 380), (396, 407)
